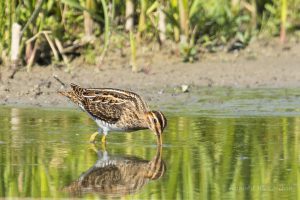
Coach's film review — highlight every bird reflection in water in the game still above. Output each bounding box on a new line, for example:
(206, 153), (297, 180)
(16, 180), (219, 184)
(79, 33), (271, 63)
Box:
(64, 145), (165, 197)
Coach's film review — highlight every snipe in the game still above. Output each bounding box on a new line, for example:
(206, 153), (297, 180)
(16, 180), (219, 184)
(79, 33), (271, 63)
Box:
(59, 83), (167, 145)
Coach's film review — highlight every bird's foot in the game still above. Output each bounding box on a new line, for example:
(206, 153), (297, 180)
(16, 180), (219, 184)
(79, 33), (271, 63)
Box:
(89, 132), (99, 143)
(88, 143), (107, 156)
(88, 143), (98, 153)
(101, 135), (107, 150)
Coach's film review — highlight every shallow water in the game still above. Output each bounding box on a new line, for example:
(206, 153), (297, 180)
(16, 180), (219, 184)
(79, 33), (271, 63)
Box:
(1, 88), (300, 199)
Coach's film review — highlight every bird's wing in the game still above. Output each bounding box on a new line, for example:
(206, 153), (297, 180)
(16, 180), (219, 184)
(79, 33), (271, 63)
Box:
(82, 98), (124, 124)
(77, 88), (149, 124)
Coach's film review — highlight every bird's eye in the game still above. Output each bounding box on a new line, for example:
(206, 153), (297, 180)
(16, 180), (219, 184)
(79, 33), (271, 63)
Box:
(153, 118), (157, 123)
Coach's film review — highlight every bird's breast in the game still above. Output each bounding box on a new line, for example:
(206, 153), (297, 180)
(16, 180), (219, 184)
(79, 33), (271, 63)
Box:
(95, 119), (123, 131)
(95, 118), (147, 133)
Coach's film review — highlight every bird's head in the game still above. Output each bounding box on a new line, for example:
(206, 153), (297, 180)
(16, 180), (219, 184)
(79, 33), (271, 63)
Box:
(146, 111), (167, 145)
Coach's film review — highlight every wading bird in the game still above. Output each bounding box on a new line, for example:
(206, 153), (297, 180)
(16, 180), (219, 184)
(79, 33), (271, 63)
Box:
(59, 83), (167, 145)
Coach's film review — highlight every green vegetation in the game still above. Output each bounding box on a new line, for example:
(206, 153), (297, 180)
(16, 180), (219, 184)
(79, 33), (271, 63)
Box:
(0, 0), (299, 67)
(0, 106), (299, 199)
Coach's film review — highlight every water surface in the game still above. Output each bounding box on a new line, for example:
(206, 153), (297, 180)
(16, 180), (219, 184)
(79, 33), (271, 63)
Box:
(1, 88), (300, 199)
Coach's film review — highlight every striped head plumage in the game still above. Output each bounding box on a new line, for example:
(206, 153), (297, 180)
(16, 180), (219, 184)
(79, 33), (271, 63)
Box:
(146, 111), (167, 136)
(58, 83), (84, 105)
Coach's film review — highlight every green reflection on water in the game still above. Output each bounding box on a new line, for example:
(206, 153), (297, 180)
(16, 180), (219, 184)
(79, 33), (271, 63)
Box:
(0, 106), (300, 199)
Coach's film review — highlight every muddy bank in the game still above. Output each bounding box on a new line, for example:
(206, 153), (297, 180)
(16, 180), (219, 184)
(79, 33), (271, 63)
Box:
(0, 39), (300, 108)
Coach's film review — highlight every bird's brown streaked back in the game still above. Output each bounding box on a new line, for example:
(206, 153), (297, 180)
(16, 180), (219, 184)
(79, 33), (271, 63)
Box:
(69, 83), (149, 112)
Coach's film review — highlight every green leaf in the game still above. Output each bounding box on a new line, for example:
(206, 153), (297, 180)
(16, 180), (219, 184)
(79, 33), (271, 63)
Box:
(61, 0), (103, 22)
(146, 1), (159, 15)
(265, 3), (276, 15)
(46, 0), (55, 12)
(189, 0), (202, 19)
(60, 0), (84, 10)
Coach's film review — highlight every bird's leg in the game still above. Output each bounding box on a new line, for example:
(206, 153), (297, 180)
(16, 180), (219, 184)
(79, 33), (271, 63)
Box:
(101, 131), (107, 149)
(89, 143), (98, 153)
(101, 135), (106, 143)
(101, 131), (107, 143)
(89, 132), (98, 143)
(89, 128), (102, 143)
(88, 143), (107, 158)
(102, 150), (109, 161)
(101, 141), (106, 151)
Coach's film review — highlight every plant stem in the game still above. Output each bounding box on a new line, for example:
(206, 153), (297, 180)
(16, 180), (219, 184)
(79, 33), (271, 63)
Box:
(20, 0), (44, 38)
(99, 0), (110, 64)
(251, 0), (257, 31)
(178, 0), (189, 40)
(280, 0), (287, 43)
(130, 30), (137, 72)
(138, 0), (147, 35)
(84, 0), (95, 38)
(125, 0), (134, 31)
(10, 23), (21, 63)
(158, 3), (166, 42)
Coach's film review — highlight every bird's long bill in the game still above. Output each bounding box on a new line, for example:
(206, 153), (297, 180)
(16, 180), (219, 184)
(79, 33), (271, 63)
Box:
(156, 133), (163, 146)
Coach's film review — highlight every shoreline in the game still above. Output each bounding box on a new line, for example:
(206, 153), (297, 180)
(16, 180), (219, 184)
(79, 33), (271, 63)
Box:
(1, 40), (300, 108)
